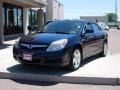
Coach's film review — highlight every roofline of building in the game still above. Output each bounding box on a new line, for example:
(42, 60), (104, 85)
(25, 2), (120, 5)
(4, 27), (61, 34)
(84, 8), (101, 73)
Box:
(80, 15), (107, 18)
(2, 0), (47, 7)
(35, 0), (47, 5)
(54, 0), (64, 6)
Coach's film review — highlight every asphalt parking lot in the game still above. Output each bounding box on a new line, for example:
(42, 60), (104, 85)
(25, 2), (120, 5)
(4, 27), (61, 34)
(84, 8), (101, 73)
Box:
(108, 29), (120, 55)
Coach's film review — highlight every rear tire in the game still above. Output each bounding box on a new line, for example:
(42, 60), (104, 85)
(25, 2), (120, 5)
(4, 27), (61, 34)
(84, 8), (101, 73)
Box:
(99, 42), (108, 57)
(68, 48), (82, 71)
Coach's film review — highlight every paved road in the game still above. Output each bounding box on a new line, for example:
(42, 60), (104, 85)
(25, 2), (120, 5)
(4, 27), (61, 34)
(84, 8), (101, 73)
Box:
(108, 29), (120, 55)
(0, 79), (120, 90)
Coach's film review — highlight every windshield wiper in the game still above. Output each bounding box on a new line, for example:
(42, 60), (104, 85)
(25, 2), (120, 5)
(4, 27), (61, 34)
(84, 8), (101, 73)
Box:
(38, 31), (47, 33)
(55, 32), (69, 34)
(38, 31), (69, 34)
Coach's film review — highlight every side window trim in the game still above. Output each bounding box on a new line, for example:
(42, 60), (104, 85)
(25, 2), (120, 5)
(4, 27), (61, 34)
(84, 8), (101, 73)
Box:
(82, 23), (87, 34)
(97, 24), (103, 31)
(92, 23), (102, 33)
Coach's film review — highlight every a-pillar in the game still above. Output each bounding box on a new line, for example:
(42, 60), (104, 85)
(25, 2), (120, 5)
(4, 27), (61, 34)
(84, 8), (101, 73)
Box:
(0, 0), (4, 45)
(37, 9), (44, 31)
(23, 8), (29, 35)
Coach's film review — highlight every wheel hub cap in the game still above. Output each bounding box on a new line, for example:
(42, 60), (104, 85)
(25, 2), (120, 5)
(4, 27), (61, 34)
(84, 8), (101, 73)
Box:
(104, 43), (108, 55)
(73, 50), (81, 69)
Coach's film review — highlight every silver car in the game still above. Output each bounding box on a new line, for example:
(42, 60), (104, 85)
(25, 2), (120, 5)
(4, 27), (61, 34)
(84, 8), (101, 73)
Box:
(98, 22), (109, 31)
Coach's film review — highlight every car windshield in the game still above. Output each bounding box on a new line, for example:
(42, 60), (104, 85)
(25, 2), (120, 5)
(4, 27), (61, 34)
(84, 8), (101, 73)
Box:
(41, 21), (82, 34)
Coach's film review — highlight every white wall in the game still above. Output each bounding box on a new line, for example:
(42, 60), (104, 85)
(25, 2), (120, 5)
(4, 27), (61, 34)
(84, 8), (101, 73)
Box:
(46, 0), (53, 21)
(59, 3), (64, 20)
(46, 0), (64, 21)
(23, 8), (29, 35)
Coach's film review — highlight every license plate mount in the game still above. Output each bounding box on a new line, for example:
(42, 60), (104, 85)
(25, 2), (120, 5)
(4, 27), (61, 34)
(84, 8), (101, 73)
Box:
(23, 53), (32, 61)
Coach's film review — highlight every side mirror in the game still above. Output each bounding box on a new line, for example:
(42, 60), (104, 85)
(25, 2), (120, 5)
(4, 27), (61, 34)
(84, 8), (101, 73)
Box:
(85, 29), (94, 34)
(27, 25), (38, 33)
(45, 20), (53, 25)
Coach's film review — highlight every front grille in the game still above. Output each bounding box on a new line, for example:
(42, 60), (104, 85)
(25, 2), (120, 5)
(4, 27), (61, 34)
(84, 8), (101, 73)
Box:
(19, 43), (48, 51)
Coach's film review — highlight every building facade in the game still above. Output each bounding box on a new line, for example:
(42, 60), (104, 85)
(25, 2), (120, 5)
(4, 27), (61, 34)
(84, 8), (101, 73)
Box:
(80, 16), (108, 24)
(46, 0), (64, 21)
(0, 0), (47, 44)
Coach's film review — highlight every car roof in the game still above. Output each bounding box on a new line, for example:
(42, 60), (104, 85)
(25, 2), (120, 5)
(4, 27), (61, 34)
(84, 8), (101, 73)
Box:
(48, 19), (95, 23)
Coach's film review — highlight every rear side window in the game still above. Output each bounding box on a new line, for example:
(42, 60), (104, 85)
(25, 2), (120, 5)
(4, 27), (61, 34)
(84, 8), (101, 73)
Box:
(92, 23), (102, 33)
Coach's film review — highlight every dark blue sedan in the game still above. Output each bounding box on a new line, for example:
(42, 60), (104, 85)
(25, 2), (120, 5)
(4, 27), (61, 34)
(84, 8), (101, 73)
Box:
(13, 20), (108, 71)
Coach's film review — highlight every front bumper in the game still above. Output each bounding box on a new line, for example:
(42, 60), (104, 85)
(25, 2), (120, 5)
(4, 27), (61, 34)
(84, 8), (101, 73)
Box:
(13, 46), (72, 67)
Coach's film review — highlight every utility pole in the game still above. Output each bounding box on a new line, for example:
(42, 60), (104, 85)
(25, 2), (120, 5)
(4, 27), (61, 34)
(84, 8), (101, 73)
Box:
(115, 0), (118, 24)
(58, 4), (60, 20)
(115, 0), (118, 15)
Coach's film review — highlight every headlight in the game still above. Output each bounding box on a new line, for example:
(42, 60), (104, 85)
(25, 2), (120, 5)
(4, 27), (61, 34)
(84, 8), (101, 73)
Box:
(47, 39), (68, 52)
(15, 38), (20, 48)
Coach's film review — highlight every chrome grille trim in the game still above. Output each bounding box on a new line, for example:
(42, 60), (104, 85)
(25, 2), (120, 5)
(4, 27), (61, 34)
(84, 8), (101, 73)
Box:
(20, 43), (48, 49)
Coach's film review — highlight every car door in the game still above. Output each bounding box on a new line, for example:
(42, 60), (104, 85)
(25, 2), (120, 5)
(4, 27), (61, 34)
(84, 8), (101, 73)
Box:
(92, 23), (105, 53)
(82, 22), (96, 58)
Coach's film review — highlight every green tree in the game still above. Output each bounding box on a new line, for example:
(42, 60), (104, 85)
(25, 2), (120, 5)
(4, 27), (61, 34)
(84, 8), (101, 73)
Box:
(106, 13), (118, 22)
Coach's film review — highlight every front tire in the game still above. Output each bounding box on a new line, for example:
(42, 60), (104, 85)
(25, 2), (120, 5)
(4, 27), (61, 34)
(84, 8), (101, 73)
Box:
(68, 48), (82, 71)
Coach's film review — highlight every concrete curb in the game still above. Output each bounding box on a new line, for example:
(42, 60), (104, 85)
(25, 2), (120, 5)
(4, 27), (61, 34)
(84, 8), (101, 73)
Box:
(117, 76), (120, 85)
(0, 72), (118, 85)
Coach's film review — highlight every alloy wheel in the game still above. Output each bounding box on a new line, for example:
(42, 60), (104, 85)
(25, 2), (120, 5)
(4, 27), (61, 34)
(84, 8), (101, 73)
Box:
(72, 49), (81, 69)
(103, 43), (108, 56)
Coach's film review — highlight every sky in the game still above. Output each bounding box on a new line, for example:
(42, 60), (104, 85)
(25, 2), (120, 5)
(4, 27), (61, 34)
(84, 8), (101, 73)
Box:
(59, 0), (120, 20)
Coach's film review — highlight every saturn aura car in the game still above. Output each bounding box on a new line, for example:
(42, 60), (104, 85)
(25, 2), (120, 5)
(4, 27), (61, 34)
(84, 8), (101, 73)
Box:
(13, 20), (108, 71)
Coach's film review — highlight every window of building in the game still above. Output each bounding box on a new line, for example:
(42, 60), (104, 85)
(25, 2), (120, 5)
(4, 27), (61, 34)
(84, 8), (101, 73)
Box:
(14, 8), (18, 33)
(18, 9), (22, 32)
(3, 3), (23, 35)
(29, 9), (38, 26)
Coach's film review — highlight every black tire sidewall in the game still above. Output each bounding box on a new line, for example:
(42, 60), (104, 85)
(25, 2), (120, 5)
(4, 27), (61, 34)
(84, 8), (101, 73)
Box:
(103, 42), (108, 56)
(100, 42), (108, 57)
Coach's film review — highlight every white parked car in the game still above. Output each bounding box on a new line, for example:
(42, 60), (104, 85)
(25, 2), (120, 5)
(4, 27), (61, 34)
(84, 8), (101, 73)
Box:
(98, 22), (109, 31)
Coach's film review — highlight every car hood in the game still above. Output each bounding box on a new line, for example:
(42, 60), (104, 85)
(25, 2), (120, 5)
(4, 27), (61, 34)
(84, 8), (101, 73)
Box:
(19, 33), (77, 45)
